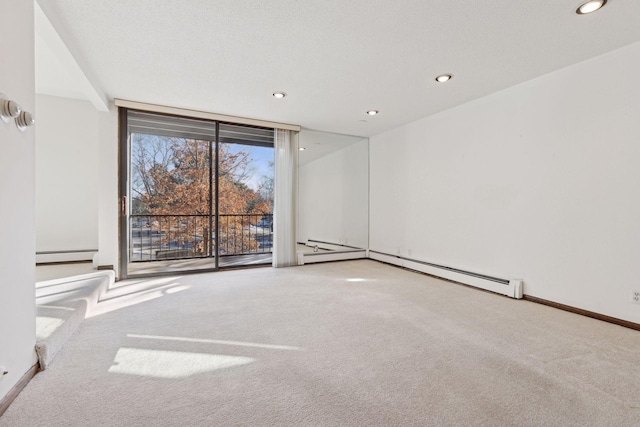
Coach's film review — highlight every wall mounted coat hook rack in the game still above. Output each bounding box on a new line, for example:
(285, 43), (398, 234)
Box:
(0, 93), (22, 123)
(16, 111), (35, 131)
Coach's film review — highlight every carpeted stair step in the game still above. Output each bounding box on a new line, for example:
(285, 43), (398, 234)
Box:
(35, 271), (115, 370)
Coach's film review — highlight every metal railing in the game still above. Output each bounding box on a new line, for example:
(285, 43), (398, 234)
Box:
(129, 213), (273, 262)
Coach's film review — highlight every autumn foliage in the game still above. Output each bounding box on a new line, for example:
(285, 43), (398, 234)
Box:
(131, 135), (273, 258)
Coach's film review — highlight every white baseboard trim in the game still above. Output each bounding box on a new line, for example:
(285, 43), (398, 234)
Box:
(369, 251), (523, 299)
(298, 249), (367, 265)
(36, 249), (98, 264)
(305, 240), (362, 252)
(297, 244), (524, 299)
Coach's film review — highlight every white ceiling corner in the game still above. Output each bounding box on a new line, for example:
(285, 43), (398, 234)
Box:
(35, 1), (109, 111)
(35, 0), (640, 136)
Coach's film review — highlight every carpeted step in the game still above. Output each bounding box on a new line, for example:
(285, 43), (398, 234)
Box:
(35, 271), (115, 370)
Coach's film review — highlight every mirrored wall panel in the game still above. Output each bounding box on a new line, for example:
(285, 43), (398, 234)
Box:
(297, 130), (369, 257)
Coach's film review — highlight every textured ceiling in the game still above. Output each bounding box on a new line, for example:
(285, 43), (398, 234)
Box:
(37, 0), (640, 137)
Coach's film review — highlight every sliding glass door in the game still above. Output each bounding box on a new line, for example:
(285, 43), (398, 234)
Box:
(119, 110), (274, 278)
(217, 124), (274, 268)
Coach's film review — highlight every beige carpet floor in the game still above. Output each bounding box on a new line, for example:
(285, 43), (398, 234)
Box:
(2, 260), (640, 426)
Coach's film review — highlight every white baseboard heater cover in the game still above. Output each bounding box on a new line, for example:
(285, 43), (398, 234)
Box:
(36, 249), (98, 264)
(368, 251), (523, 299)
(304, 240), (363, 252)
(298, 249), (367, 265)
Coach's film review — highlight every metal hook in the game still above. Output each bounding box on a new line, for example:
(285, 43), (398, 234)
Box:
(0, 93), (22, 123)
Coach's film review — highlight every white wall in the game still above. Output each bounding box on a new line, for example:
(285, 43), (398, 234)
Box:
(97, 105), (119, 273)
(35, 95), (99, 254)
(35, 94), (118, 272)
(370, 41), (640, 324)
(0, 0), (38, 400)
(298, 131), (368, 248)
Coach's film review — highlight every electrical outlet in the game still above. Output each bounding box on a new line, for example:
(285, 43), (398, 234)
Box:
(631, 290), (640, 304)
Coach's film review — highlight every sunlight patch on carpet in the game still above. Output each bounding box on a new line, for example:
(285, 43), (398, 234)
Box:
(37, 305), (75, 311)
(165, 285), (190, 294)
(108, 347), (254, 378)
(36, 316), (65, 339)
(87, 291), (166, 318)
(89, 280), (191, 318)
(127, 333), (303, 351)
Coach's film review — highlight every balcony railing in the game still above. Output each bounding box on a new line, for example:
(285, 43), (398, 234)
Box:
(129, 214), (273, 262)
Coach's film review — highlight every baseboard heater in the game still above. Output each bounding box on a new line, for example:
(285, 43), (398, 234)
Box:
(368, 251), (523, 299)
(306, 239), (362, 252)
(36, 249), (98, 264)
(297, 239), (368, 265)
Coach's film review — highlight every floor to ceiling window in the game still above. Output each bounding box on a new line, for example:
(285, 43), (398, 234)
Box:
(119, 109), (274, 278)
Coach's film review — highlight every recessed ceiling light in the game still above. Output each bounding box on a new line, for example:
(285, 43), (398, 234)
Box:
(272, 92), (287, 99)
(366, 110), (379, 116)
(435, 74), (453, 83)
(576, 0), (607, 14)
(298, 147), (306, 151)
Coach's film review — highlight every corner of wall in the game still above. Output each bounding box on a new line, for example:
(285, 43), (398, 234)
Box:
(97, 104), (120, 276)
(0, 0), (39, 401)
